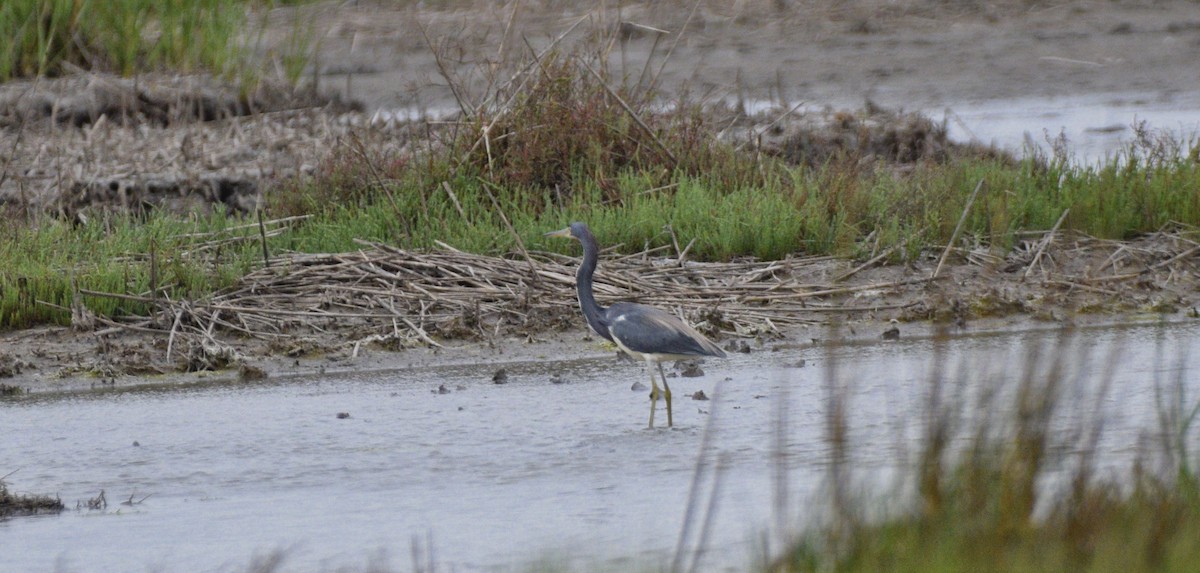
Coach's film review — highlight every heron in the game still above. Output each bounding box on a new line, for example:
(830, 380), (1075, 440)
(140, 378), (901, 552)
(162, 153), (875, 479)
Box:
(545, 222), (727, 428)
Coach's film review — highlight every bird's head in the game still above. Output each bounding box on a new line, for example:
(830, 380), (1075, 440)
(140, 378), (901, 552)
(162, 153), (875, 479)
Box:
(544, 222), (588, 242)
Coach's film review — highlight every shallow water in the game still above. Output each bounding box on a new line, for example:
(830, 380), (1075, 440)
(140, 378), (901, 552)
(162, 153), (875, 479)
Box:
(2, 322), (1198, 572)
(934, 92), (1200, 165)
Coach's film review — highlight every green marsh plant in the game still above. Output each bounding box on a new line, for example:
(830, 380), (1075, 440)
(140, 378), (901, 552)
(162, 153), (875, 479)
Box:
(0, 0), (314, 87)
(772, 328), (1200, 573)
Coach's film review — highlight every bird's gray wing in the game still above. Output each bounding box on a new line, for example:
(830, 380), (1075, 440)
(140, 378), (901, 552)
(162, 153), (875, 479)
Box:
(606, 303), (726, 358)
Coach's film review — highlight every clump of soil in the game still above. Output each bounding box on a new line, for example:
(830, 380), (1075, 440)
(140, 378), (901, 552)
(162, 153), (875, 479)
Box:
(0, 480), (65, 518)
(718, 103), (1014, 168)
(0, 352), (31, 378)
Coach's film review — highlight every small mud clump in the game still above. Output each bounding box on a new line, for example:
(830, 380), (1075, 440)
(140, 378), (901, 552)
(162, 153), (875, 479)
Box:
(692, 390), (709, 401)
(677, 361), (705, 378)
(492, 368), (509, 384)
(183, 341), (239, 372)
(882, 320), (901, 340)
(0, 353), (31, 378)
(238, 364), (267, 382)
(725, 340), (752, 354)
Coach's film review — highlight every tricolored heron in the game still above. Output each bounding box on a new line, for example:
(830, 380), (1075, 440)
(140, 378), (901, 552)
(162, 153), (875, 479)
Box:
(545, 222), (727, 428)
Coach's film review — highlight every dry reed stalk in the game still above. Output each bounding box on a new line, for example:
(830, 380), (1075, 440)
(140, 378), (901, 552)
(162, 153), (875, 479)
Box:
(933, 178), (984, 279)
(1024, 208), (1070, 280)
(1150, 244), (1200, 271)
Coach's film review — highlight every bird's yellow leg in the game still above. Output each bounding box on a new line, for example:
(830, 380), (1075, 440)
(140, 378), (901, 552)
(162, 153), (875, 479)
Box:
(647, 368), (661, 429)
(657, 362), (673, 427)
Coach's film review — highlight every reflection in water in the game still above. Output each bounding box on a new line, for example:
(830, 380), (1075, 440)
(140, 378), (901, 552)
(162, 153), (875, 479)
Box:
(1, 322), (1196, 572)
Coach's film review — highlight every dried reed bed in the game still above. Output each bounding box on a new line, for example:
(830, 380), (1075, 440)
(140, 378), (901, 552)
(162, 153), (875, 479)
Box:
(80, 239), (921, 360)
(73, 220), (1198, 371)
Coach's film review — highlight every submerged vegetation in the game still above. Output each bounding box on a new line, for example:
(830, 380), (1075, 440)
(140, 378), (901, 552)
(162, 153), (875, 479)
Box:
(0, 477), (64, 517)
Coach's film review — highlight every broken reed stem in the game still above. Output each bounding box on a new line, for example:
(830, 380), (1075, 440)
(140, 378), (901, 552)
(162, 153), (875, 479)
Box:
(79, 288), (158, 304)
(200, 215), (311, 236)
(441, 181), (468, 221)
(149, 237), (159, 301)
(688, 452), (731, 573)
(165, 308), (183, 362)
(477, 178), (539, 283)
(1044, 280), (1117, 295)
(933, 178), (985, 279)
(835, 242), (899, 283)
(257, 208), (270, 267)
(1149, 243), (1200, 271)
(666, 224), (684, 264)
(1024, 208), (1070, 280)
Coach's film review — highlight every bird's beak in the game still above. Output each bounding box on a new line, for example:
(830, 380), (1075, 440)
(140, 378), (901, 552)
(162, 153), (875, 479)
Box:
(544, 227), (573, 239)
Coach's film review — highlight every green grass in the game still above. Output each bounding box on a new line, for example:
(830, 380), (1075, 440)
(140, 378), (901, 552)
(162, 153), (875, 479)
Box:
(0, 0), (307, 85)
(276, 141), (1200, 260)
(0, 213), (259, 327)
(4, 144), (1195, 330)
(777, 486), (1200, 572)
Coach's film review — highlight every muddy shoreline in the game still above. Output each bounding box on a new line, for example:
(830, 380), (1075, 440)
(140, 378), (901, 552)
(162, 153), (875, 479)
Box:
(1, 314), (1193, 396)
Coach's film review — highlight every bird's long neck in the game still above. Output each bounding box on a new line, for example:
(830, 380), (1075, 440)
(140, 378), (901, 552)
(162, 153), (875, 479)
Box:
(576, 230), (613, 341)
